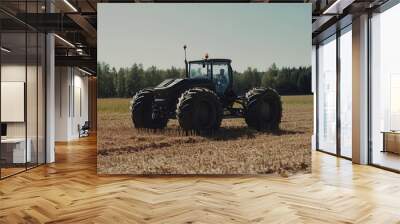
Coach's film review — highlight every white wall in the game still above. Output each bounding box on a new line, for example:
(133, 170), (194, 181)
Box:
(1, 65), (39, 137)
(70, 72), (89, 138)
(55, 67), (70, 141)
(1, 63), (46, 164)
(1, 82), (25, 122)
(1, 64), (26, 82)
(75, 71), (89, 138)
(1, 65), (26, 139)
(55, 67), (89, 141)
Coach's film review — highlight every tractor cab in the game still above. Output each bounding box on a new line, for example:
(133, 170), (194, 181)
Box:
(187, 58), (233, 96)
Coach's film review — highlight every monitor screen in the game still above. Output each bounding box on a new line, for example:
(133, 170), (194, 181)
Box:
(1, 123), (7, 137)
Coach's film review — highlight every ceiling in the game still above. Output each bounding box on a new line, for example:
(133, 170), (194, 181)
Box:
(0, 0), (393, 74)
(0, 0), (97, 74)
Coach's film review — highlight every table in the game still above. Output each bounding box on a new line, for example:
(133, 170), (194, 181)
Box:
(382, 131), (400, 154)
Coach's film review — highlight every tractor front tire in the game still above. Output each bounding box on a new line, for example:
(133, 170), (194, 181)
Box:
(244, 87), (282, 131)
(131, 90), (168, 129)
(176, 88), (223, 131)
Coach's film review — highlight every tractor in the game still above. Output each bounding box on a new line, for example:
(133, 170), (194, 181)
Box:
(130, 46), (282, 132)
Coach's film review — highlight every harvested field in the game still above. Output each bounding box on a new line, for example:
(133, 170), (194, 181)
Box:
(97, 95), (313, 175)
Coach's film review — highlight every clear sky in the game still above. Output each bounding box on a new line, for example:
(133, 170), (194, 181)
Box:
(98, 4), (311, 72)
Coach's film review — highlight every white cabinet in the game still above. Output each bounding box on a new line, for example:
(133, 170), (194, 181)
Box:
(1, 138), (32, 163)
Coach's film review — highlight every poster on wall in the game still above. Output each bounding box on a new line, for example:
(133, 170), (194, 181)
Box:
(97, 3), (312, 175)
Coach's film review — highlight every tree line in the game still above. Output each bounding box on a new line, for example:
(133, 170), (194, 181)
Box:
(98, 62), (311, 98)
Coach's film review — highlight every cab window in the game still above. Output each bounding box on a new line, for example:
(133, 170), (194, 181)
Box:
(189, 62), (211, 79)
(212, 63), (230, 95)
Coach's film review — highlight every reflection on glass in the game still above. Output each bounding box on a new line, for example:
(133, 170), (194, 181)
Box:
(340, 27), (352, 158)
(390, 75), (400, 130)
(317, 35), (337, 154)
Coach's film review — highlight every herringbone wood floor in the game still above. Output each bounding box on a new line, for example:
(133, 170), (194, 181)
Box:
(1, 135), (400, 224)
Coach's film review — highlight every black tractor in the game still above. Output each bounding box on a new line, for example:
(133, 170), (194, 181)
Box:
(130, 46), (282, 132)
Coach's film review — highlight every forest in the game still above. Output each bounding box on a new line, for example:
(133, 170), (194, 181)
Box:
(97, 62), (312, 98)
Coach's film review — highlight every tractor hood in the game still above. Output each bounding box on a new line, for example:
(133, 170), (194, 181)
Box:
(154, 78), (213, 91)
(155, 78), (184, 89)
(152, 78), (215, 99)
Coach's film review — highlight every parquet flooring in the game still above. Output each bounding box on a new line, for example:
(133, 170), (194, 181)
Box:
(1, 135), (400, 223)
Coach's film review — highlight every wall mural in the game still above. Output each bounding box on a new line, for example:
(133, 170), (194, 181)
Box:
(97, 3), (312, 175)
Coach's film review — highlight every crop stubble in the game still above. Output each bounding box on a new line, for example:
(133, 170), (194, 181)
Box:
(97, 95), (312, 175)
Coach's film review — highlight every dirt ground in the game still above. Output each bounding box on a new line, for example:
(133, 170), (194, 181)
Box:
(97, 95), (312, 175)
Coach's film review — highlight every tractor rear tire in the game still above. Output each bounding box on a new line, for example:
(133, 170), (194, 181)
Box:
(131, 90), (168, 129)
(176, 88), (223, 131)
(244, 87), (282, 131)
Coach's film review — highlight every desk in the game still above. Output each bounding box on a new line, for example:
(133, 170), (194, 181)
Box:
(382, 131), (400, 154)
(1, 138), (31, 163)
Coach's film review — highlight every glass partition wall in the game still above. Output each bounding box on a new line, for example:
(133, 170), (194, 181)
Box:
(0, 3), (46, 179)
(0, 31), (27, 177)
(316, 25), (352, 159)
